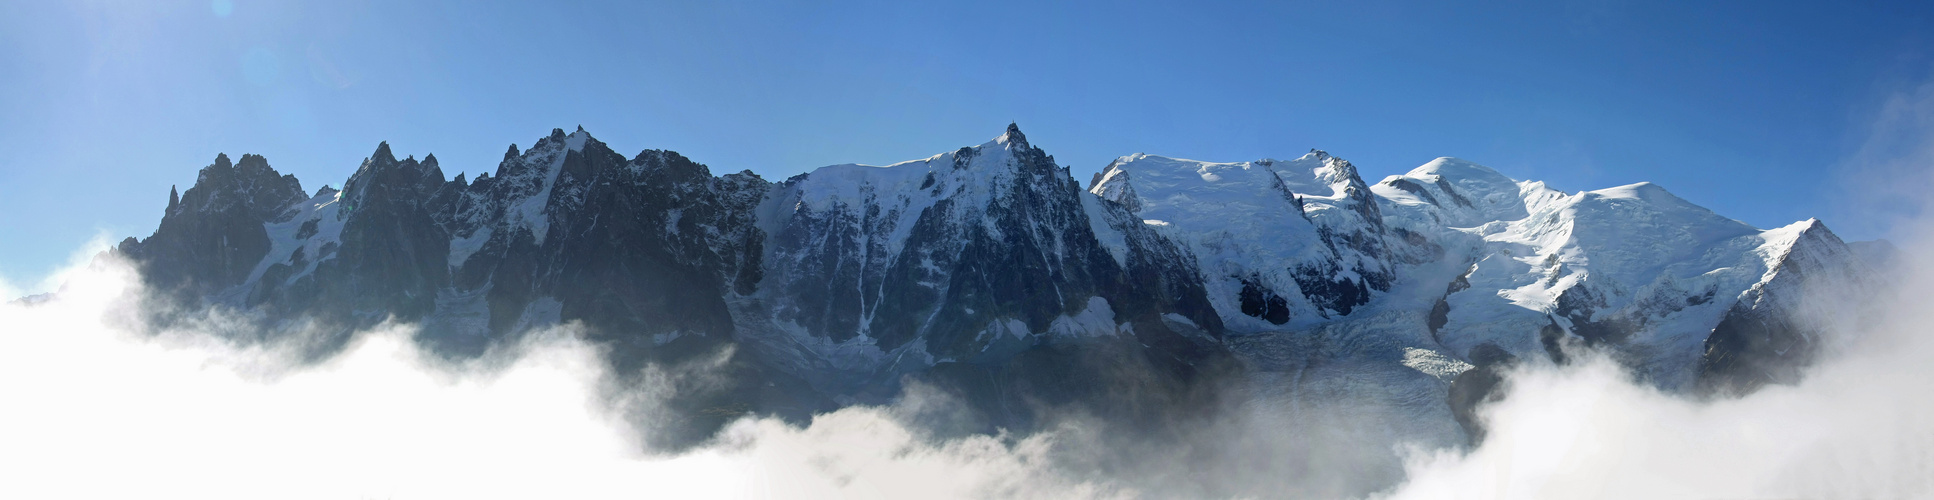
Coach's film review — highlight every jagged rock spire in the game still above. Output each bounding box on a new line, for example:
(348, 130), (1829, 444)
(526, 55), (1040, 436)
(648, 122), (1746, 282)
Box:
(167, 185), (179, 212)
(372, 141), (395, 163)
(1001, 122), (1029, 148)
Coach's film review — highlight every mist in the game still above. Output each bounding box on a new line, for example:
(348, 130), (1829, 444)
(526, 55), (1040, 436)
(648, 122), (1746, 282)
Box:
(0, 253), (1151, 499)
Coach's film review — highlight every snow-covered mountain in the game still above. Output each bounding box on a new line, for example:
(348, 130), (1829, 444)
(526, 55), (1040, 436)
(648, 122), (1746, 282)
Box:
(112, 124), (1881, 445)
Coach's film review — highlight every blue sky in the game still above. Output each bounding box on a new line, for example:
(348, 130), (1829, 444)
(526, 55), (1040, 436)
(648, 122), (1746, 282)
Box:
(2, 0), (1931, 283)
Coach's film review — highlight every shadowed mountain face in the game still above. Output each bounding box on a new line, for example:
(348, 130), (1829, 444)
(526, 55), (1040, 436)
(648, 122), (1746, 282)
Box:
(114, 125), (1880, 448)
(127, 153), (308, 304)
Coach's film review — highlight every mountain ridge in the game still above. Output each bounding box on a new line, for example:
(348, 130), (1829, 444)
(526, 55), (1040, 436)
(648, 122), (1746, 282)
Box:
(110, 124), (1881, 447)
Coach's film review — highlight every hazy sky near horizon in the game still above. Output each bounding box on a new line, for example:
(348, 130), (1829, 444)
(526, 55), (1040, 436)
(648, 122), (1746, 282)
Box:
(2, 0), (1931, 283)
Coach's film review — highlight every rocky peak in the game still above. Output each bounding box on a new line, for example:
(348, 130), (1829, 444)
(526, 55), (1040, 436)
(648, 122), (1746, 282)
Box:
(179, 153), (306, 219)
(1771, 218), (1851, 274)
(194, 153), (231, 186)
(1314, 155), (1365, 188)
(1694, 217), (1874, 395)
(341, 142), (447, 216)
(372, 141), (396, 164)
(528, 126), (600, 153)
(235, 153), (275, 172)
(567, 128), (595, 151)
(124, 152), (307, 298)
(629, 149), (711, 181)
(1087, 158), (1143, 212)
(999, 122), (1030, 149)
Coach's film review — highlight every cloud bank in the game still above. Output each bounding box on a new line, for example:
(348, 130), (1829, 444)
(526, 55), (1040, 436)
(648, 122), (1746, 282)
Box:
(4, 249), (1453, 499)
(0, 254), (1142, 499)
(7, 209), (1934, 499)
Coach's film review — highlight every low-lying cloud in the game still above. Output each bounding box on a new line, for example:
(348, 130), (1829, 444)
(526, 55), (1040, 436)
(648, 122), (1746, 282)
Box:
(0, 253), (1134, 500)
(8, 230), (1934, 499)
(1385, 329), (1934, 499)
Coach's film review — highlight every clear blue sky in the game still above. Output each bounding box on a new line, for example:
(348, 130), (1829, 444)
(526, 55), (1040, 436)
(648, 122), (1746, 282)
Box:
(3, 0), (1931, 284)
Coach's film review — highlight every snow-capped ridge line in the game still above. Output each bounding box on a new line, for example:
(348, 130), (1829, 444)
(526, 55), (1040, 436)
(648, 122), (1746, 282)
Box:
(111, 124), (1878, 445)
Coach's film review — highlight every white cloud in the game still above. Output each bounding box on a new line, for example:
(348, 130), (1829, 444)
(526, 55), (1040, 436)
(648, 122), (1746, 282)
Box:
(0, 254), (1125, 500)
(1382, 339), (1934, 499)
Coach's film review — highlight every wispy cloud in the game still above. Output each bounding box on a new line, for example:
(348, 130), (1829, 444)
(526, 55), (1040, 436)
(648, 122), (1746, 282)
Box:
(1837, 72), (1934, 241)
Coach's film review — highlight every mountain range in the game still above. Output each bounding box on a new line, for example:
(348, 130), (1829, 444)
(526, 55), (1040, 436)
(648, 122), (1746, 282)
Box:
(110, 124), (1884, 447)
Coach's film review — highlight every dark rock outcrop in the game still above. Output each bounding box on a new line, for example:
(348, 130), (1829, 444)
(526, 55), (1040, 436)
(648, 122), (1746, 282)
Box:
(119, 153), (307, 305)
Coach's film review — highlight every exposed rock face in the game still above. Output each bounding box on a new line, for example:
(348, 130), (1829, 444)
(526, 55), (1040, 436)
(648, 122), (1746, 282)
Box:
(114, 124), (1879, 447)
(119, 153), (307, 304)
(743, 126), (1221, 384)
(1697, 221), (1877, 395)
(1446, 343), (1517, 445)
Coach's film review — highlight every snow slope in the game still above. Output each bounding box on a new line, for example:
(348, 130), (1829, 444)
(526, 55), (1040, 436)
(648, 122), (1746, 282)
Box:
(1089, 152), (1368, 330)
(1094, 150), (1872, 389)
